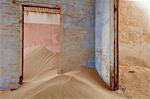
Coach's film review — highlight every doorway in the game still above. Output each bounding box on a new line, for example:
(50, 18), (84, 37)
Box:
(22, 6), (61, 81)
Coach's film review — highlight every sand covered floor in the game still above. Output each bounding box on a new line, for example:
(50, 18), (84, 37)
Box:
(0, 46), (150, 99)
(0, 46), (127, 99)
(118, 65), (150, 99)
(0, 46), (149, 99)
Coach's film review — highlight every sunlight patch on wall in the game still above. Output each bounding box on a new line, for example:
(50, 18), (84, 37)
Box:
(128, 0), (150, 25)
(24, 12), (60, 24)
(129, 0), (150, 10)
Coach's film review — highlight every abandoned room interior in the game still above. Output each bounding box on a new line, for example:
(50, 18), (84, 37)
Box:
(0, 0), (150, 99)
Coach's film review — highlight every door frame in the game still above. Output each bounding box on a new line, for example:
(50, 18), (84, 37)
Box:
(21, 4), (62, 82)
(111, 0), (119, 90)
(109, 0), (119, 90)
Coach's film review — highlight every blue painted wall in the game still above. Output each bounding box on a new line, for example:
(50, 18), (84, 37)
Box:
(95, 0), (113, 86)
(0, 0), (95, 89)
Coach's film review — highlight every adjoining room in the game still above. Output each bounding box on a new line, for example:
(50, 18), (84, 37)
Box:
(23, 6), (61, 81)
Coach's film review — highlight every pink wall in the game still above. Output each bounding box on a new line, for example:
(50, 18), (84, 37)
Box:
(24, 23), (60, 52)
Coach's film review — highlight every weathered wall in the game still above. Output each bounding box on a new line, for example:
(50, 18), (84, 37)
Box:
(0, 0), (95, 89)
(95, 0), (114, 86)
(24, 12), (60, 52)
(24, 23), (60, 52)
(0, 1), (22, 89)
(119, 0), (150, 68)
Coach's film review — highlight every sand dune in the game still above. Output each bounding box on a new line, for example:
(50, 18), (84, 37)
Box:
(24, 46), (60, 82)
(0, 46), (127, 99)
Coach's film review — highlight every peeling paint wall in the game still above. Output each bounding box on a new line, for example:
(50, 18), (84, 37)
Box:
(0, 0), (95, 89)
(24, 12), (61, 52)
(95, 0), (114, 86)
(119, 0), (150, 68)
(0, 0), (22, 89)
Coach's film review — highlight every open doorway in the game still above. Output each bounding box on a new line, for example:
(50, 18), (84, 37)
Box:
(22, 6), (61, 81)
(118, 0), (150, 98)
